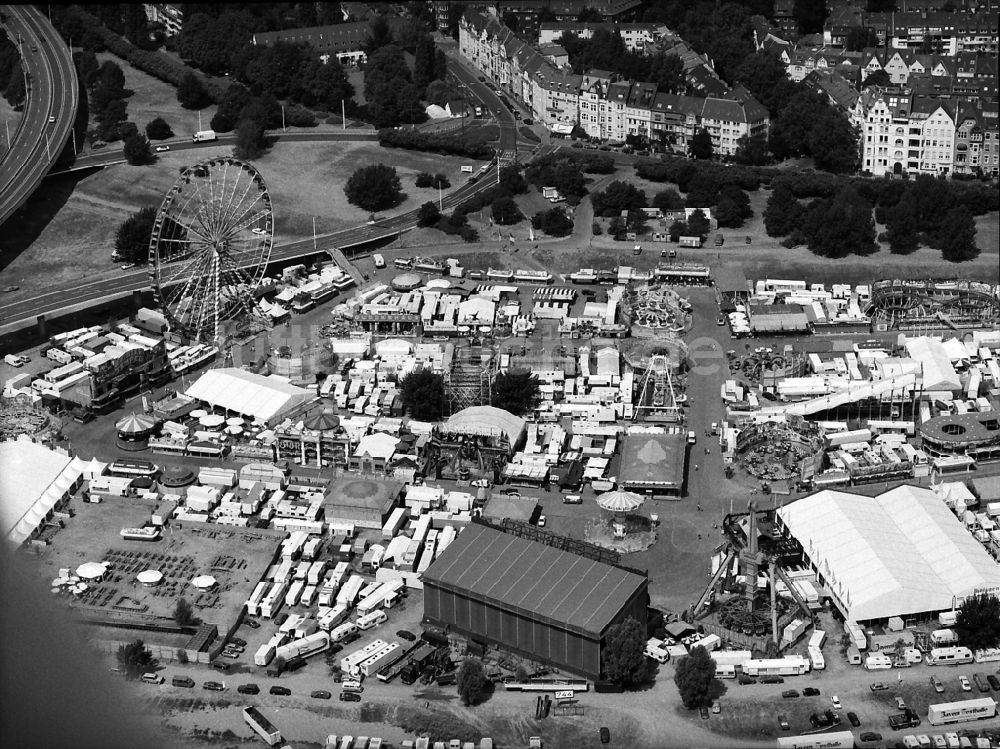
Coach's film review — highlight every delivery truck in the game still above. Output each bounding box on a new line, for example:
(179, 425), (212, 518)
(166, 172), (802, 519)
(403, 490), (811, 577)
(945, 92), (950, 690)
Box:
(192, 130), (217, 142)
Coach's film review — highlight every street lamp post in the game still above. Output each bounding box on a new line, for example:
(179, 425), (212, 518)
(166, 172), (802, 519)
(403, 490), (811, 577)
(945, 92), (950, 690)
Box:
(281, 105), (286, 132)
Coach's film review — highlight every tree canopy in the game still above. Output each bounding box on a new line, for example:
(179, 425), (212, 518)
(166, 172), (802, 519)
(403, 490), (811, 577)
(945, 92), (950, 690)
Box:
(591, 180), (647, 217)
(799, 187), (876, 258)
(768, 89), (859, 173)
(114, 206), (157, 264)
(689, 128), (714, 160)
(763, 183), (803, 237)
(123, 133), (153, 165)
(417, 201), (441, 227)
(176, 71), (211, 109)
(145, 117), (173, 140)
(935, 205), (979, 263)
(364, 44), (425, 129)
(673, 645), (721, 708)
(344, 164), (404, 212)
(601, 617), (649, 688)
(491, 370), (540, 417)
(531, 207), (574, 237)
(116, 639), (157, 680)
(174, 597), (200, 627)
(457, 658), (489, 706)
(400, 369), (447, 421)
(956, 594), (1000, 652)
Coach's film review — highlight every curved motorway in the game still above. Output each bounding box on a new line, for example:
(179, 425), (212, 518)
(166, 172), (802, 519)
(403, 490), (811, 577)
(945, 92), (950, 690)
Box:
(0, 4), (77, 229)
(0, 70), (540, 334)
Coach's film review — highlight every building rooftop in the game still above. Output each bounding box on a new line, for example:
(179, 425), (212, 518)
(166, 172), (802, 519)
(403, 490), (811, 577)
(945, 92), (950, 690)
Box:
(422, 522), (647, 638)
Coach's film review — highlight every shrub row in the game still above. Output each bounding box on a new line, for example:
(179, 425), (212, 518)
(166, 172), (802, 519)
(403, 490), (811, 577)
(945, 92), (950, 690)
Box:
(378, 128), (493, 160)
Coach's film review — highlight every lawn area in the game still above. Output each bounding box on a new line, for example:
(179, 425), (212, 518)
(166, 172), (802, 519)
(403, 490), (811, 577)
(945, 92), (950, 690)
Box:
(94, 52), (217, 143)
(0, 141), (486, 295)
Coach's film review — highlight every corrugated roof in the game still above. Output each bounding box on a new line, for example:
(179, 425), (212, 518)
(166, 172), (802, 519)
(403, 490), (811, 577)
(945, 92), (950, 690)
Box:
(422, 523), (647, 637)
(779, 485), (1000, 622)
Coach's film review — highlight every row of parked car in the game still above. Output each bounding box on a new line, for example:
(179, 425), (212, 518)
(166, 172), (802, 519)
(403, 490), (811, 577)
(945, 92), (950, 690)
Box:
(149, 674), (364, 702)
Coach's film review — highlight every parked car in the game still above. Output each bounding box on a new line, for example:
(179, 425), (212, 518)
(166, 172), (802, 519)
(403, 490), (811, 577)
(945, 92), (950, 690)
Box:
(203, 681), (225, 691)
(243, 618), (260, 629)
(269, 686), (291, 696)
(960, 675), (972, 692)
(848, 712), (861, 727)
(599, 727), (610, 744)
(237, 683), (259, 695)
(340, 691), (361, 702)
(155, 145), (170, 152)
(870, 682), (890, 692)
(761, 676), (784, 684)
(859, 733), (882, 743)
(896, 696), (907, 710)
(803, 687), (820, 696)
(3, 285), (19, 292)
(831, 696), (842, 710)
(229, 637), (247, 648)
(778, 715), (789, 731)
(396, 629), (416, 641)
(988, 675), (1000, 691)
(213, 660), (232, 670)
(311, 690), (331, 700)
(699, 706), (710, 720)
(932, 676), (945, 693)
(711, 701), (721, 714)
(536, 515), (547, 527)
(782, 690), (800, 699)
(738, 674), (757, 685)
(120, 263), (136, 271)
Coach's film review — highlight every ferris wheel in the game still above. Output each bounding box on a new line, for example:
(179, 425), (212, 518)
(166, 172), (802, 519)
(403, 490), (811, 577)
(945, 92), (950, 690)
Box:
(148, 157), (273, 343)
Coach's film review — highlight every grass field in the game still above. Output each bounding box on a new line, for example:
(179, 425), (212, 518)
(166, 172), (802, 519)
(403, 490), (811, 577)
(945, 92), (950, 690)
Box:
(0, 141), (483, 295)
(94, 52), (217, 143)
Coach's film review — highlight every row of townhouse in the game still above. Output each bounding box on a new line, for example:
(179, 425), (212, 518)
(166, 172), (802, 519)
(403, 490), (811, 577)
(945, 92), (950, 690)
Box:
(860, 47), (998, 86)
(825, 7), (998, 55)
(460, 10), (769, 155)
(537, 21), (670, 51)
(853, 85), (999, 177)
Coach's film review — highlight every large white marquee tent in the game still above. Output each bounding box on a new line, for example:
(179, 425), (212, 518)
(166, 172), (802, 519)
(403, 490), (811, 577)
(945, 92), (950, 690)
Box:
(184, 368), (313, 426)
(0, 439), (82, 546)
(778, 485), (1000, 623)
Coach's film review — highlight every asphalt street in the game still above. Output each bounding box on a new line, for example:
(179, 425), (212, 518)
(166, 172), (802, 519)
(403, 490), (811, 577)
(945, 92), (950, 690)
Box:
(0, 4), (77, 227)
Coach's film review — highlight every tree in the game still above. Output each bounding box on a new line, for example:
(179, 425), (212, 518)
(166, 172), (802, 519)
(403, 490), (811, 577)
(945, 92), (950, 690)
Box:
(592, 180), (647, 216)
(364, 16), (395, 55)
(716, 184), (752, 228)
(955, 594), (1000, 652)
(652, 189), (684, 213)
(345, 164), (403, 212)
(532, 207), (574, 237)
(3, 61), (25, 107)
(734, 134), (771, 166)
(935, 205), (979, 263)
(734, 52), (798, 116)
(123, 133), (153, 165)
(117, 639), (157, 680)
(491, 370), (540, 416)
(674, 645), (718, 708)
(793, 0), (828, 35)
(689, 128), (713, 160)
(115, 206), (157, 264)
(800, 187), (876, 258)
(457, 658), (489, 706)
(763, 183), (802, 237)
(884, 190), (920, 254)
(687, 208), (710, 238)
(413, 32), (436, 90)
(74, 49), (101, 89)
(862, 69), (891, 88)
(233, 115), (267, 160)
(845, 26), (878, 52)
(491, 195), (522, 225)
(601, 617), (648, 688)
(211, 83), (252, 133)
(417, 201), (441, 227)
(176, 71), (211, 109)
(145, 117), (173, 140)
(174, 597), (199, 627)
(400, 369), (446, 420)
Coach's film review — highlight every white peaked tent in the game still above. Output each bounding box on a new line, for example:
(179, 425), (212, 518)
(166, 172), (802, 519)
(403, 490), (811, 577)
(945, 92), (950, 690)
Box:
(84, 457), (108, 480)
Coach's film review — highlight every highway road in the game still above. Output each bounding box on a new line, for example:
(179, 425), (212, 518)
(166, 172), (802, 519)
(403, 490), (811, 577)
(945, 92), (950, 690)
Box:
(0, 4), (77, 228)
(48, 128), (381, 175)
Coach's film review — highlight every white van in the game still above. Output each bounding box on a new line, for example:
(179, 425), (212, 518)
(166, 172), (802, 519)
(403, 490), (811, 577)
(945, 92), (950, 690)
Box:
(141, 672), (165, 684)
(342, 679), (363, 693)
(903, 737), (920, 749)
(372, 254), (385, 269)
(4, 354), (27, 367)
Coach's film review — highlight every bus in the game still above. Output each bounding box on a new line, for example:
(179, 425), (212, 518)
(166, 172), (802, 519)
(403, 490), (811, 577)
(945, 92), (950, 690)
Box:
(242, 706), (282, 746)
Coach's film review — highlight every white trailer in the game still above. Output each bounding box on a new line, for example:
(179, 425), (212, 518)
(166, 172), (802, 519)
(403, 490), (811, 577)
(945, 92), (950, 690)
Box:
(336, 574), (364, 607)
(741, 656), (810, 676)
(359, 642), (403, 677)
(928, 698), (998, 726)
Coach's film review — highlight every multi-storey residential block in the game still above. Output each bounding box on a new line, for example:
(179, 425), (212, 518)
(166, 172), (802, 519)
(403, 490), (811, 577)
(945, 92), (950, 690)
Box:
(537, 21), (669, 50)
(143, 3), (183, 36)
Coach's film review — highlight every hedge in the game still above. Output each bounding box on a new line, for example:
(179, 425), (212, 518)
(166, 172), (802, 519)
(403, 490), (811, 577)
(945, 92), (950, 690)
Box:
(378, 128), (494, 160)
(66, 8), (225, 104)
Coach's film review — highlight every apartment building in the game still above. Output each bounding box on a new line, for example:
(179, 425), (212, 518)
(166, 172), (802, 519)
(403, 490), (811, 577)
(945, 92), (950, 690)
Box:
(537, 21), (669, 50)
(860, 48), (997, 86)
(854, 87), (958, 176)
(143, 3), (183, 36)
(460, 9), (768, 154)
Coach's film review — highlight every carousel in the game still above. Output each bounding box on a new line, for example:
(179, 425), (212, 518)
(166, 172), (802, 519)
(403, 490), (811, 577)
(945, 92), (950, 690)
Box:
(115, 412), (157, 451)
(584, 488), (657, 552)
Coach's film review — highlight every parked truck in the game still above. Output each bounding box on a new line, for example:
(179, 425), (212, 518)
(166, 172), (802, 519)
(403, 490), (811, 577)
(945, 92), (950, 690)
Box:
(928, 698), (997, 726)
(192, 130), (217, 143)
